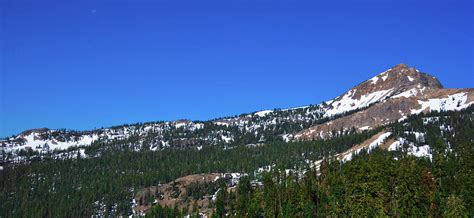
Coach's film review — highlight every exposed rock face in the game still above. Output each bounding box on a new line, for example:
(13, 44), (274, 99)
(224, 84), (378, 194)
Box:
(133, 173), (221, 214)
(132, 173), (244, 216)
(293, 64), (473, 140)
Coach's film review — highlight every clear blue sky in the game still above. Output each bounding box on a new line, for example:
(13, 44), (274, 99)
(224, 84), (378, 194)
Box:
(1, 0), (473, 137)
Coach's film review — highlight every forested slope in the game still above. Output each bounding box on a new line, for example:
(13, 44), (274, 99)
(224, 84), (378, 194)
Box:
(1, 106), (473, 217)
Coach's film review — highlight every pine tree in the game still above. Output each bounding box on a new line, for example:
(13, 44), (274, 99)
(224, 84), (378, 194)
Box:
(444, 195), (468, 217)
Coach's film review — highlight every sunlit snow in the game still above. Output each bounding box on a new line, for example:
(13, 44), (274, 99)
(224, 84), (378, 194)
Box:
(411, 92), (472, 115)
(325, 89), (394, 117)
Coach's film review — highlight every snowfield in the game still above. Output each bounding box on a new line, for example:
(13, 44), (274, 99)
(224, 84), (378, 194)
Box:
(388, 137), (432, 159)
(254, 110), (274, 117)
(3, 131), (99, 154)
(392, 88), (419, 99)
(411, 92), (472, 115)
(324, 89), (394, 117)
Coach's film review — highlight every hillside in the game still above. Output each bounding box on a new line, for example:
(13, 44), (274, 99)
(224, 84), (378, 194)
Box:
(1, 64), (472, 166)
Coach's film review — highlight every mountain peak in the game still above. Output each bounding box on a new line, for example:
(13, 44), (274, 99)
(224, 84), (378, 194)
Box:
(366, 64), (442, 92)
(391, 63), (409, 70)
(323, 64), (443, 118)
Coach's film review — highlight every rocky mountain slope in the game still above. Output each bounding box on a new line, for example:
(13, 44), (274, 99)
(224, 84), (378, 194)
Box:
(292, 64), (473, 140)
(1, 64), (473, 165)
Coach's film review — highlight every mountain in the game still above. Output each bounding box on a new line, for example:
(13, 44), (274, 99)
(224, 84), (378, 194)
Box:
(292, 63), (473, 140)
(1, 64), (473, 165)
(2, 64), (474, 217)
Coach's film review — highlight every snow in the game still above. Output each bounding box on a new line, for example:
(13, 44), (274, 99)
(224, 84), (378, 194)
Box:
(422, 116), (439, 124)
(370, 76), (379, 85)
(340, 132), (392, 161)
(358, 126), (371, 131)
(312, 160), (323, 173)
(405, 131), (425, 142)
(4, 132), (90, 154)
(398, 116), (407, 122)
(194, 123), (204, 130)
(407, 76), (414, 81)
(221, 135), (233, 143)
(213, 121), (230, 126)
(411, 92), (472, 115)
(325, 89), (394, 117)
(254, 110), (273, 117)
(79, 149), (87, 158)
(341, 152), (353, 162)
(256, 164), (275, 173)
(392, 88), (418, 99)
(387, 138), (403, 151)
(368, 132), (392, 150)
(411, 145), (431, 158)
(77, 135), (98, 146)
(283, 105), (310, 111)
(143, 126), (153, 132)
(174, 122), (186, 128)
(369, 68), (391, 85)
(212, 189), (220, 202)
(281, 134), (291, 142)
(388, 137), (432, 159)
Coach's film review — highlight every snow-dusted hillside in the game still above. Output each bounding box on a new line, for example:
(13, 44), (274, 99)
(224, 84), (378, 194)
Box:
(1, 64), (473, 166)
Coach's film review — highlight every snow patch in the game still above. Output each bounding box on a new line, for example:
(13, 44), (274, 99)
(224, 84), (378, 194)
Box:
(370, 76), (379, 85)
(281, 134), (291, 142)
(388, 137), (432, 159)
(398, 116), (408, 122)
(213, 121), (230, 127)
(174, 122), (186, 128)
(392, 88), (418, 99)
(325, 89), (394, 117)
(411, 92), (472, 115)
(221, 135), (233, 143)
(368, 68), (391, 85)
(254, 110), (273, 117)
(340, 132), (392, 162)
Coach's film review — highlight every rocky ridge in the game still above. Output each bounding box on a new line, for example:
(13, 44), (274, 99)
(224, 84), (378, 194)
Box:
(291, 64), (473, 140)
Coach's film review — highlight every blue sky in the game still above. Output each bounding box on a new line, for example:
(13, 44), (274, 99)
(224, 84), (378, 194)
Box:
(1, 0), (473, 137)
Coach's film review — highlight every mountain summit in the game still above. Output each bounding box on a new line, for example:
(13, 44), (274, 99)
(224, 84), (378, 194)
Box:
(322, 64), (442, 117)
(294, 64), (472, 140)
